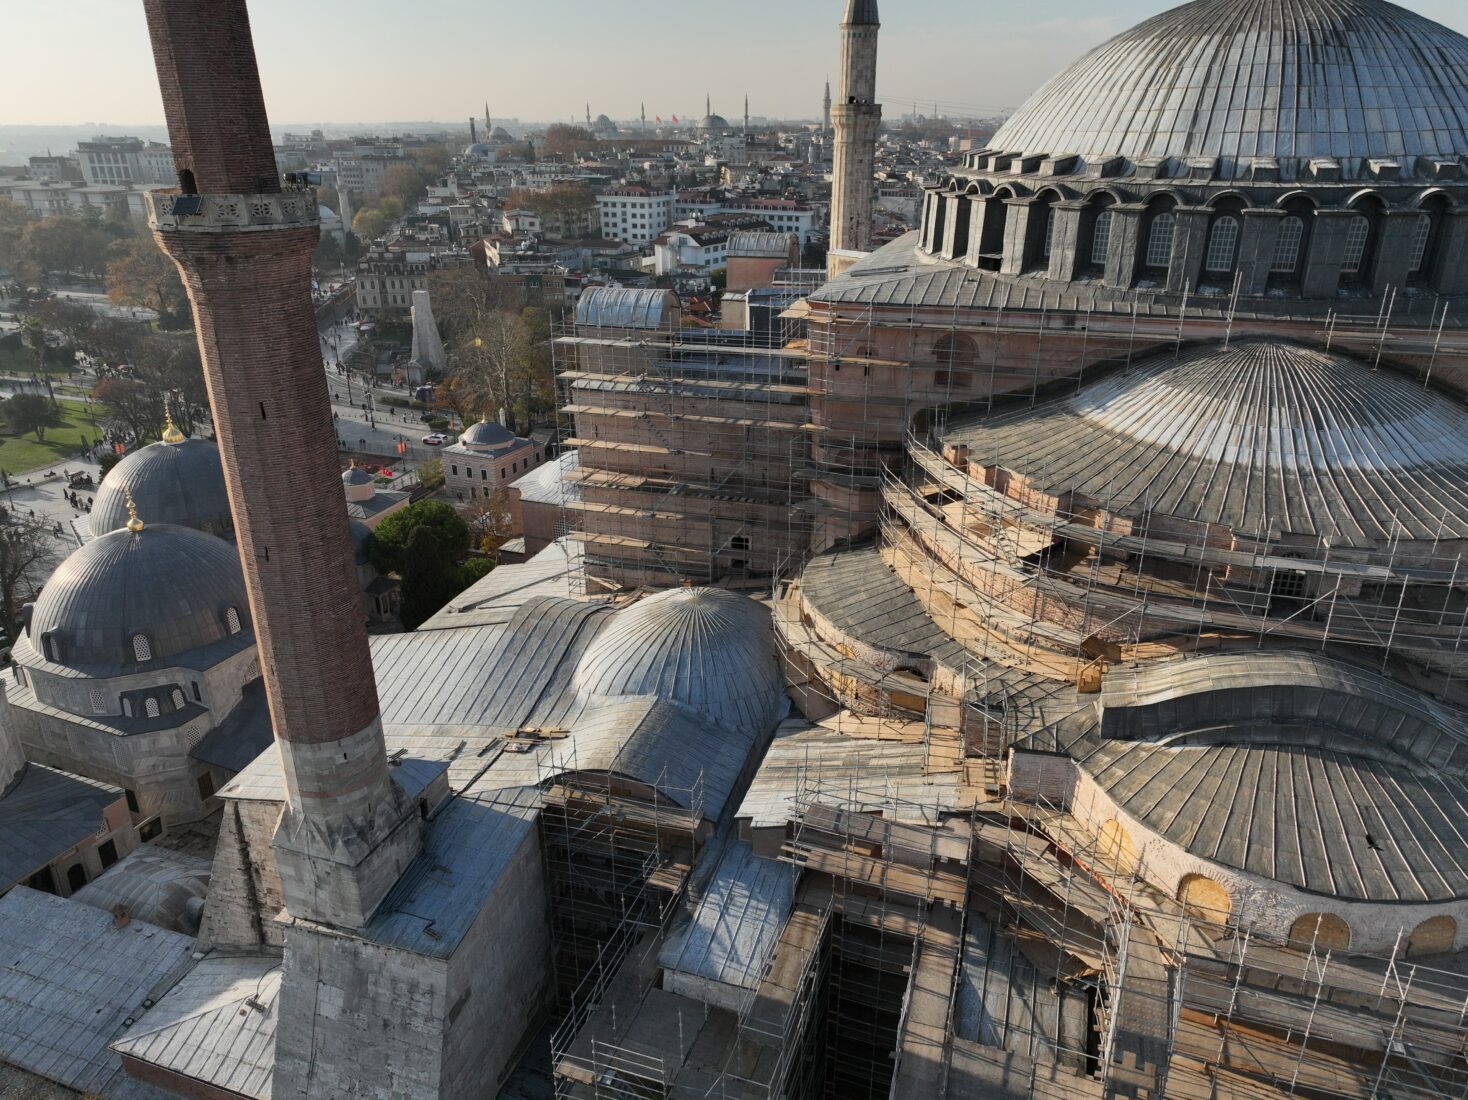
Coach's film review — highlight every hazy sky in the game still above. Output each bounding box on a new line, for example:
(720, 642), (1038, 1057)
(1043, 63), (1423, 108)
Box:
(6, 0), (1468, 128)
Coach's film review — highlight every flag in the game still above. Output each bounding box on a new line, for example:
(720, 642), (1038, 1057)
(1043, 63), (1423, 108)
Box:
(672, 115), (680, 124)
(114, 442), (126, 455)
(655, 115), (662, 124)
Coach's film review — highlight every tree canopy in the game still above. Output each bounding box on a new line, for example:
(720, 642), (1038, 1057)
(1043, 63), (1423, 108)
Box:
(2, 393), (62, 441)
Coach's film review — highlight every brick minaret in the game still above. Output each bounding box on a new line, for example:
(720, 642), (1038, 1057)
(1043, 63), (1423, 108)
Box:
(830, 0), (881, 274)
(142, 0), (419, 929)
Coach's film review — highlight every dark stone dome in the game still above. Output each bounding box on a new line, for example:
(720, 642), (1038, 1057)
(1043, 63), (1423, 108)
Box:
(30, 523), (251, 675)
(459, 420), (517, 449)
(945, 339), (1468, 545)
(989, 0), (1468, 179)
(91, 438), (233, 539)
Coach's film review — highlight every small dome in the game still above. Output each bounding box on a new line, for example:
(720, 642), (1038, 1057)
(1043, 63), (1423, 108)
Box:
(29, 523), (251, 675)
(342, 463), (376, 503)
(459, 420), (517, 449)
(574, 587), (783, 734)
(348, 519), (373, 566)
(343, 465), (375, 486)
(91, 438), (233, 539)
(946, 340), (1468, 545)
(71, 847), (211, 935)
(464, 142), (493, 157)
(988, 0), (1468, 179)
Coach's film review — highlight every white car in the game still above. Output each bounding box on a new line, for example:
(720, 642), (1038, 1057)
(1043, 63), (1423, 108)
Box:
(421, 433), (447, 446)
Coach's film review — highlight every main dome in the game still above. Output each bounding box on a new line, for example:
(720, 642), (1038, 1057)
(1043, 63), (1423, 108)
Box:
(989, 0), (1468, 178)
(91, 438), (233, 539)
(29, 523), (251, 675)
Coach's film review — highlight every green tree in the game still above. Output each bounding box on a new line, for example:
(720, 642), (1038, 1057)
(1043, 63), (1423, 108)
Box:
(0, 198), (35, 286)
(352, 208), (388, 243)
(3, 392), (62, 441)
(368, 499), (471, 576)
(92, 376), (164, 445)
(23, 211), (115, 279)
(415, 457), (444, 490)
(398, 524), (461, 630)
(17, 315), (58, 407)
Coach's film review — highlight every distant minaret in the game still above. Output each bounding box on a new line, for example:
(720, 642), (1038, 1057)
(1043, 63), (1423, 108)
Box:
(744, 95), (750, 135)
(641, 102), (647, 134)
(823, 79), (833, 133)
(484, 102), (491, 131)
(586, 103), (591, 128)
(469, 117), (477, 144)
(830, 0), (881, 266)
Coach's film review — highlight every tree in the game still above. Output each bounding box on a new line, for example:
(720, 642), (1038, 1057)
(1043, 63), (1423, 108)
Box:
(0, 198), (35, 286)
(352, 208), (388, 243)
(3, 392), (62, 441)
(541, 124), (597, 159)
(133, 333), (208, 435)
(22, 211), (115, 280)
(511, 307), (554, 430)
(368, 500), (471, 576)
(415, 457), (444, 491)
(0, 517), (62, 643)
(397, 524), (460, 630)
(415, 143), (453, 177)
(92, 377), (164, 445)
(17, 315), (58, 407)
(464, 488), (514, 553)
(451, 310), (520, 433)
(426, 266), (522, 341)
(314, 232), (345, 273)
(382, 166), (427, 207)
(106, 232), (187, 322)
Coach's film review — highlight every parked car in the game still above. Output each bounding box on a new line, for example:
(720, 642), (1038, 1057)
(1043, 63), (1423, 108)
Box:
(421, 433), (447, 446)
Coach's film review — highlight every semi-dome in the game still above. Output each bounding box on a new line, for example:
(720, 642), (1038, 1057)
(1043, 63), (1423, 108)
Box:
(574, 587), (783, 734)
(29, 523), (251, 675)
(989, 0), (1468, 178)
(459, 419), (517, 449)
(91, 437), (233, 539)
(945, 339), (1468, 545)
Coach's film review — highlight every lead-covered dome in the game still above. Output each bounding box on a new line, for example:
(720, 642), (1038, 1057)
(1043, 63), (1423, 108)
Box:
(946, 340), (1468, 545)
(458, 419), (517, 450)
(29, 523), (251, 675)
(990, 0), (1468, 178)
(575, 587), (783, 734)
(91, 438), (233, 539)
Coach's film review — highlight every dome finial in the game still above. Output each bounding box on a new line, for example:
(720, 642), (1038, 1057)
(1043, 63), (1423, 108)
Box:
(124, 485), (145, 533)
(161, 410), (186, 445)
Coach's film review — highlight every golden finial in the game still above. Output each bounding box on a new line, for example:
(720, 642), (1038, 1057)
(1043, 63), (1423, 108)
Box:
(124, 485), (144, 533)
(161, 411), (185, 445)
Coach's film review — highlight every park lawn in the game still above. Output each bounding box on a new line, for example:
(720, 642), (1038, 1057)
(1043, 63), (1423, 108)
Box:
(0, 345), (78, 378)
(0, 399), (102, 473)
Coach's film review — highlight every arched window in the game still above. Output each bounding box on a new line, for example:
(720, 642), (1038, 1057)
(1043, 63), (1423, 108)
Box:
(1090, 210), (1113, 266)
(171, 688), (185, 709)
(131, 634), (152, 663)
(1341, 215), (1371, 274)
(144, 697), (160, 718)
(1204, 215), (1240, 272)
(225, 606), (242, 635)
(933, 333), (978, 367)
(1407, 213), (1433, 274)
(1272, 216), (1306, 273)
(1144, 212), (1175, 268)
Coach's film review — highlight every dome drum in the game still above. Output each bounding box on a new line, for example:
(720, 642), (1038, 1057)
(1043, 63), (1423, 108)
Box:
(916, 0), (1468, 303)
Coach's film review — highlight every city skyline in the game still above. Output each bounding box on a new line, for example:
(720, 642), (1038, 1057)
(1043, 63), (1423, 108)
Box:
(11, 0), (1468, 129)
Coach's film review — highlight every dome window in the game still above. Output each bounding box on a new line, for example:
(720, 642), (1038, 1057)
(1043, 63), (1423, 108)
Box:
(121, 697), (133, 717)
(1041, 206), (1056, 258)
(131, 633), (152, 663)
(1341, 215), (1371, 274)
(171, 687), (185, 709)
(225, 606), (242, 635)
(1090, 210), (1114, 267)
(39, 632), (60, 663)
(89, 688), (106, 715)
(144, 697), (160, 718)
(1271, 217), (1306, 273)
(1144, 213), (1175, 268)
(1407, 213), (1433, 274)
(1204, 215), (1240, 273)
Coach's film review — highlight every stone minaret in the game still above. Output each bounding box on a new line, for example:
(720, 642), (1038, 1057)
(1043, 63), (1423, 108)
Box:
(469, 116), (477, 145)
(823, 79), (833, 133)
(140, 0), (420, 929)
(830, 0), (881, 271)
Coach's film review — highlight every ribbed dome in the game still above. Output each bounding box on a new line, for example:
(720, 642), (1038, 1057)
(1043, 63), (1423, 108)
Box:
(700, 115), (732, 133)
(989, 0), (1468, 179)
(946, 340), (1468, 545)
(459, 420), (517, 449)
(30, 523), (251, 675)
(91, 438), (233, 539)
(575, 588), (783, 734)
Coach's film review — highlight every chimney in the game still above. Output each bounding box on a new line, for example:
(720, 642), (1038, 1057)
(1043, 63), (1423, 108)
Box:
(140, 0), (420, 929)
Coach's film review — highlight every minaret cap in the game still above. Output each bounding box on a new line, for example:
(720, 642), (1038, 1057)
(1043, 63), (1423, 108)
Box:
(843, 0), (879, 24)
(124, 485), (145, 533)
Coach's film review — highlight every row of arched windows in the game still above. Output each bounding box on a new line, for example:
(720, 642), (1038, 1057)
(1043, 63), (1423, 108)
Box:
(921, 185), (1453, 294)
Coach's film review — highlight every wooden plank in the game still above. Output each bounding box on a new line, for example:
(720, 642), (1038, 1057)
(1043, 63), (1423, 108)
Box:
(891, 905), (963, 1097)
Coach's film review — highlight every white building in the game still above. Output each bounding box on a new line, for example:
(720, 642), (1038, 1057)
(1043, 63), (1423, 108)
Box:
(596, 185), (674, 246)
(76, 137), (175, 187)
